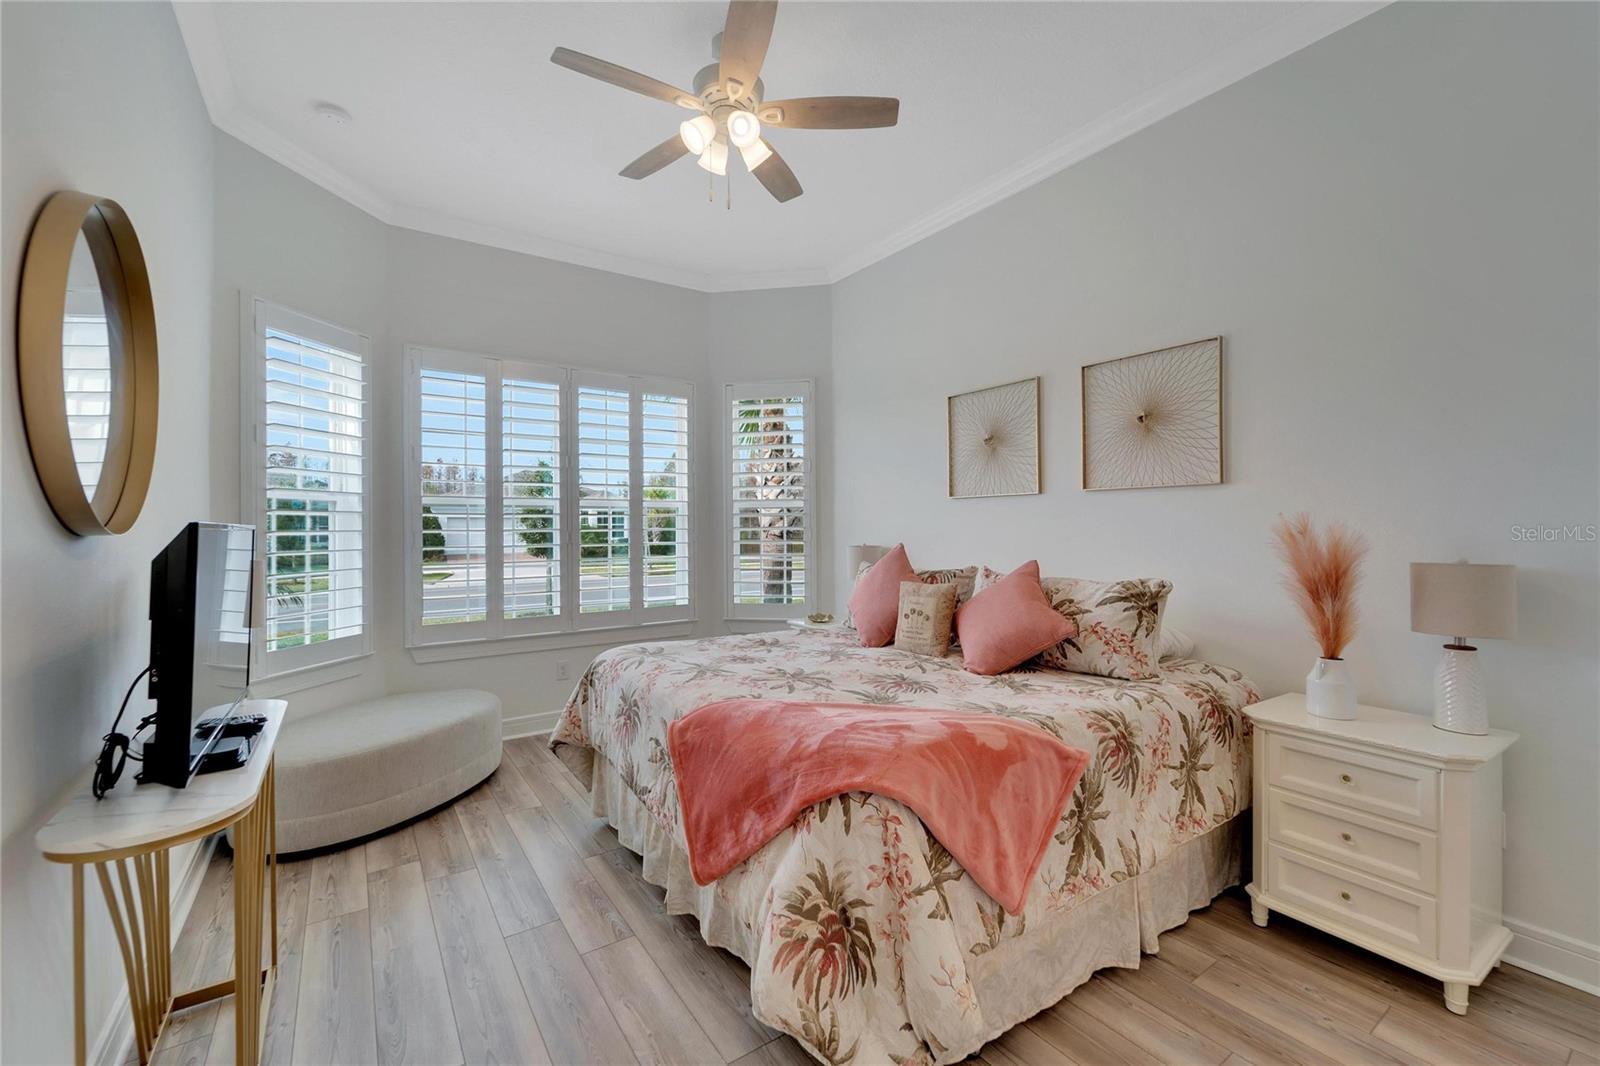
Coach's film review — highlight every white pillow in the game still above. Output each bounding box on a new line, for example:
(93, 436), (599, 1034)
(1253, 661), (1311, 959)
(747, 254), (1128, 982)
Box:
(1158, 626), (1195, 660)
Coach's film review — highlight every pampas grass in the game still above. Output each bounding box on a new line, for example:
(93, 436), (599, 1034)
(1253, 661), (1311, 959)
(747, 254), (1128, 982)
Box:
(1272, 513), (1368, 660)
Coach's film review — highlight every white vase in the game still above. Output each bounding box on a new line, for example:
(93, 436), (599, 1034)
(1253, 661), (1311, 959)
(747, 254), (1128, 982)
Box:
(1306, 658), (1357, 720)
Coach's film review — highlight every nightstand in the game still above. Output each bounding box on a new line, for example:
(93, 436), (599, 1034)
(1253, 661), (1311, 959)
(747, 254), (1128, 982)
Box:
(785, 617), (842, 631)
(1244, 693), (1517, 1015)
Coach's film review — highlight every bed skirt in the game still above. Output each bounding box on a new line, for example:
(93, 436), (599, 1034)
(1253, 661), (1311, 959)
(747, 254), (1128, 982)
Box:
(570, 746), (1245, 1064)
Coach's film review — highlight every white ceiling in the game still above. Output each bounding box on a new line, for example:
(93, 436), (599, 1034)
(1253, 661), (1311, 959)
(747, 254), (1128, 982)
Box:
(176, 1), (1379, 291)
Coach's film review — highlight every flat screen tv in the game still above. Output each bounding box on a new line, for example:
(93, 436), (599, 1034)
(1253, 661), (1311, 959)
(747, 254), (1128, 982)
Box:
(141, 522), (255, 787)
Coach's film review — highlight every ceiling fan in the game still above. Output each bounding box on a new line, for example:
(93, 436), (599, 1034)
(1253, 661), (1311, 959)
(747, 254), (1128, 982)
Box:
(550, 0), (899, 204)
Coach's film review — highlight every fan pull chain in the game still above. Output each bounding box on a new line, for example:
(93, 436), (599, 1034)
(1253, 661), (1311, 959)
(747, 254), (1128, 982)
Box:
(707, 167), (714, 203)
(727, 172), (732, 211)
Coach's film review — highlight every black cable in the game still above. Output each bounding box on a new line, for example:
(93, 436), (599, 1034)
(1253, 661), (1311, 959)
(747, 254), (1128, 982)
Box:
(93, 665), (152, 799)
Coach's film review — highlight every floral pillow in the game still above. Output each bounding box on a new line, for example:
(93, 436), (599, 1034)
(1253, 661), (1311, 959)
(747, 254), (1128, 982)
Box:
(845, 564), (978, 632)
(974, 567), (1172, 680)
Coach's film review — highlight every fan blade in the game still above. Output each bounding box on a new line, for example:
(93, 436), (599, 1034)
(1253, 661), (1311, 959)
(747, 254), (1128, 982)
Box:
(620, 135), (691, 179)
(550, 47), (702, 110)
(751, 140), (802, 202)
(719, 0), (778, 102)
(758, 96), (899, 129)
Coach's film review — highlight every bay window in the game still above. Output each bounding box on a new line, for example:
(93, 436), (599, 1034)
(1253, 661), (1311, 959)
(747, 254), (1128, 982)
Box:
(407, 347), (692, 648)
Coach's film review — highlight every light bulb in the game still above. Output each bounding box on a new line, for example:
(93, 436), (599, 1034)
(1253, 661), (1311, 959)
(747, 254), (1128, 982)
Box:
(738, 139), (772, 171)
(679, 114), (716, 155)
(696, 139), (728, 176)
(726, 110), (761, 149)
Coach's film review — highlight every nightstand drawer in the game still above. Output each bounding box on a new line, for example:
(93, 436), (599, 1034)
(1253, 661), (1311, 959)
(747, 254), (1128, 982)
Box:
(1267, 787), (1438, 893)
(1267, 734), (1439, 828)
(1266, 843), (1438, 956)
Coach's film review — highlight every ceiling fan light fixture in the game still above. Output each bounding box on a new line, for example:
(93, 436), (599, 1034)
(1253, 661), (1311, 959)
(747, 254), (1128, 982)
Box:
(726, 110), (761, 148)
(738, 139), (772, 171)
(697, 139), (729, 176)
(679, 114), (716, 155)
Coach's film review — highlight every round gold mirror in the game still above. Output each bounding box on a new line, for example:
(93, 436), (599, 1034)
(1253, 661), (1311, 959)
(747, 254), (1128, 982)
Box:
(18, 191), (158, 535)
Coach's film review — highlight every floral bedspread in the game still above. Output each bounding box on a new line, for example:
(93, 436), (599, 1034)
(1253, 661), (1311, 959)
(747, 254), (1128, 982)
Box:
(552, 629), (1258, 1065)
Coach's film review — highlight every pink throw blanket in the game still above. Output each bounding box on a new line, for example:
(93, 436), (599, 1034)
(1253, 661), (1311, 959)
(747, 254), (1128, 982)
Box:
(667, 700), (1091, 914)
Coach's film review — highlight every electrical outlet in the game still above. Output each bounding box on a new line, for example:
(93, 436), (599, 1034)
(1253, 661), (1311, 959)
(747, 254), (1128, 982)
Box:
(556, 659), (571, 681)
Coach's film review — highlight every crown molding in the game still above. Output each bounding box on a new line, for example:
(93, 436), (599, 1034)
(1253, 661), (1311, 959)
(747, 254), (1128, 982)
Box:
(175, 0), (1384, 295)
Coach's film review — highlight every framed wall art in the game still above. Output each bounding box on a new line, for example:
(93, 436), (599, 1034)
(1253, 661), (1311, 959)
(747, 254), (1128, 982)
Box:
(947, 376), (1040, 498)
(1081, 337), (1222, 490)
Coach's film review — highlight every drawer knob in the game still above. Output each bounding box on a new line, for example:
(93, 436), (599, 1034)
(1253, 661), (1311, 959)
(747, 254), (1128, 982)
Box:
(1339, 891), (1352, 902)
(1340, 773), (1353, 784)
(1340, 832), (1353, 843)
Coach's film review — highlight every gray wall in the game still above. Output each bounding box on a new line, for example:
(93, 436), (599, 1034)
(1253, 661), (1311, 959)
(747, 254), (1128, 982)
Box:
(828, 2), (1599, 971)
(1, 3), (217, 1061)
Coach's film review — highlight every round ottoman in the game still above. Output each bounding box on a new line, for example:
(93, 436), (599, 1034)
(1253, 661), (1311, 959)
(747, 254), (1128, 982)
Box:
(270, 689), (502, 854)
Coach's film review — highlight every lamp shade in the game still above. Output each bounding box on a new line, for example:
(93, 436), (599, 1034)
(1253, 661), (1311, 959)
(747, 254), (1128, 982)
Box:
(1410, 562), (1517, 640)
(846, 544), (889, 580)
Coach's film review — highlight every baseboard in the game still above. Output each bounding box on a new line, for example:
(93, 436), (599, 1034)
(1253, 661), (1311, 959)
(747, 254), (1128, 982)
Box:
(93, 833), (221, 1066)
(1502, 915), (1600, 995)
(502, 709), (561, 741)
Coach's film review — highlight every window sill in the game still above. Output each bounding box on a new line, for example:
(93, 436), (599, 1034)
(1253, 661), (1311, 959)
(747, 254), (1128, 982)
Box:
(251, 652), (372, 696)
(408, 619), (698, 664)
(722, 616), (798, 633)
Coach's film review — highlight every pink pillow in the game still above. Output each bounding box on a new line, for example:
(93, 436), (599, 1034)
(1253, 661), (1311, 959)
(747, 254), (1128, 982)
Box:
(954, 561), (1078, 675)
(847, 544), (917, 647)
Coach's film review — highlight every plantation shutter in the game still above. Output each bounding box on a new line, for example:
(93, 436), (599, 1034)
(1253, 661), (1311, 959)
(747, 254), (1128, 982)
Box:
(502, 370), (563, 624)
(417, 366), (488, 633)
(642, 390), (691, 612)
(62, 312), (112, 495)
(574, 379), (632, 619)
(406, 353), (693, 647)
(255, 302), (368, 671)
(727, 381), (812, 617)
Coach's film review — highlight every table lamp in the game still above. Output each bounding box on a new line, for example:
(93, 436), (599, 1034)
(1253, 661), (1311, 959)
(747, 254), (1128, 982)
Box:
(1410, 561), (1516, 734)
(846, 544), (889, 580)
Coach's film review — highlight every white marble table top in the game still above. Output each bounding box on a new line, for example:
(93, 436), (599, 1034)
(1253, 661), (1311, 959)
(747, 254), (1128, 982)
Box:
(37, 699), (286, 862)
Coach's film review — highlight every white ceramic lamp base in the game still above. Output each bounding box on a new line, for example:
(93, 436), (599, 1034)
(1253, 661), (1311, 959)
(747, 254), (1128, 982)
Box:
(1433, 644), (1488, 734)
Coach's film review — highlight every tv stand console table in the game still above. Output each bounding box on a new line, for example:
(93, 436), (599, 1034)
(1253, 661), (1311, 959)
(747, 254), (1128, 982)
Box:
(36, 698), (286, 1066)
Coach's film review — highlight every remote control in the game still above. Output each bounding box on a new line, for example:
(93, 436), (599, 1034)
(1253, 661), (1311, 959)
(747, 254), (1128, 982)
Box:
(194, 712), (267, 740)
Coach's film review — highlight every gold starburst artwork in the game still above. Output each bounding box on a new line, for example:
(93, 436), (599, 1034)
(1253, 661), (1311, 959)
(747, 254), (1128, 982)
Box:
(1082, 338), (1222, 490)
(947, 377), (1040, 498)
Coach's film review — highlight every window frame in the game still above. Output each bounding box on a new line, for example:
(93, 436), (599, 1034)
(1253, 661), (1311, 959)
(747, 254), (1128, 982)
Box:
(405, 347), (695, 650)
(725, 379), (815, 621)
(240, 296), (374, 679)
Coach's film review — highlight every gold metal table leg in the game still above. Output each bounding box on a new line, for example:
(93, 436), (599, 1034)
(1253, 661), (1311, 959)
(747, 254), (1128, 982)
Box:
(73, 865), (85, 1066)
(69, 759), (278, 1066)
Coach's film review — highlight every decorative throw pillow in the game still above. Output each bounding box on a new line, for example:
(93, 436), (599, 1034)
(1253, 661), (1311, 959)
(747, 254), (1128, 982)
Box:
(973, 568), (1173, 680)
(845, 563), (977, 632)
(841, 561), (872, 631)
(893, 581), (958, 657)
(916, 566), (979, 607)
(847, 544), (917, 647)
(953, 561), (1077, 675)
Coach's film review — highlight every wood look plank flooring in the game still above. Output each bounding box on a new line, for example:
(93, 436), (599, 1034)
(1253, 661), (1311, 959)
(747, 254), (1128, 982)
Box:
(154, 739), (1597, 1066)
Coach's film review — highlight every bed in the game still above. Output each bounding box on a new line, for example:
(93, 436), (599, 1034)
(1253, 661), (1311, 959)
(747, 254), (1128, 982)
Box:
(550, 627), (1258, 1065)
